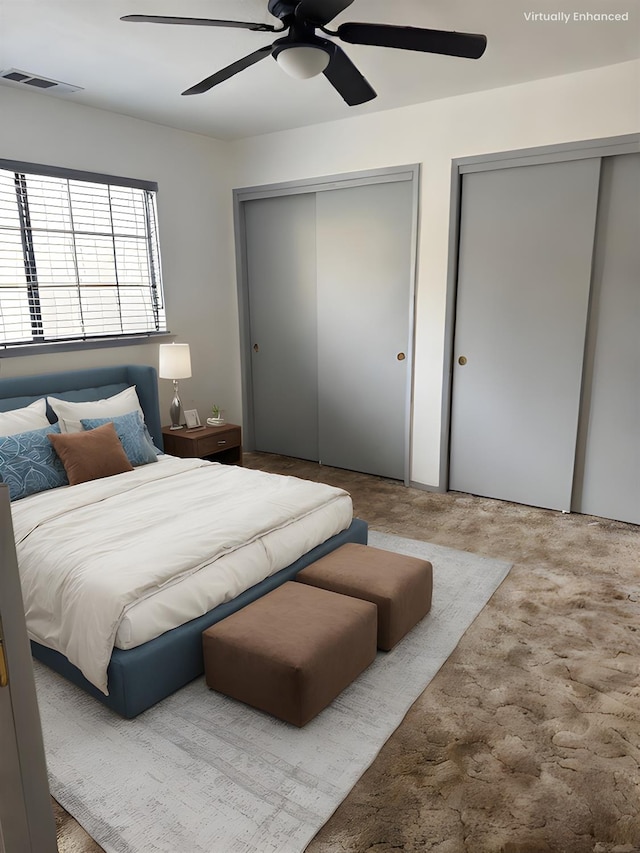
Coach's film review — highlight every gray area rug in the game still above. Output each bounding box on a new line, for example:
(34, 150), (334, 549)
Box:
(34, 533), (511, 853)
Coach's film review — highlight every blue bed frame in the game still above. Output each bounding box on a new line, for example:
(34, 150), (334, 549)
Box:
(0, 364), (367, 718)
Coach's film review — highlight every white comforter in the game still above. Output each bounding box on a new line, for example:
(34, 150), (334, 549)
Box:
(12, 458), (352, 694)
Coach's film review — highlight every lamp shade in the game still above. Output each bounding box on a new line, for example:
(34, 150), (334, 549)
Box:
(276, 45), (331, 79)
(159, 343), (192, 379)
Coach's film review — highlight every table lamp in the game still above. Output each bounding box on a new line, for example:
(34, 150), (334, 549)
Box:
(159, 343), (192, 429)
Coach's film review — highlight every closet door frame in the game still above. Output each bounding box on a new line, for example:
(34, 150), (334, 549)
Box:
(441, 133), (640, 493)
(233, 164), (420, 485)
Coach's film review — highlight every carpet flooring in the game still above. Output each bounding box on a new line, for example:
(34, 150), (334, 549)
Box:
(54, 452), (640, 853)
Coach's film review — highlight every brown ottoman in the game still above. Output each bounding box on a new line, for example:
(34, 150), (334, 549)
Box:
(202, 581), (377, 727)
(296, 543), (433, 651)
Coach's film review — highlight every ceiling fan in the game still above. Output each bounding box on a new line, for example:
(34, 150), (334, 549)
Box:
(121, 0), (487, 106)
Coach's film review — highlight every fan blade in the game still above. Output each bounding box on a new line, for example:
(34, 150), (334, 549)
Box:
(295, 0), (354, 26)
(182, 46), (273, 95)
(337, 22), (487, 59)
(322, 43), (376, 106)
(121, 15), (280, 33)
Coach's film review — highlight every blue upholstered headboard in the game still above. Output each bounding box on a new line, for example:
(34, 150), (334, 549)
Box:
(0, 364), (163, 450)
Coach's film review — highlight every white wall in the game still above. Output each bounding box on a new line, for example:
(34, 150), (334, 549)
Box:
(0, 86), (241, 427)
(1, 61), (638, 483)
(229, 59), (640, 487)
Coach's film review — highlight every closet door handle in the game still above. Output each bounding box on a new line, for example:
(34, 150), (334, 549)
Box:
(253, 343), (259, 353)
(397, 352), (406, 361)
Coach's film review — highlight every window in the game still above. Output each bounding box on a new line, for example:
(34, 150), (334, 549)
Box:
(0, 160), (167, 350)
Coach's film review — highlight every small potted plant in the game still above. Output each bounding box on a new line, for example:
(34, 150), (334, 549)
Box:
(207, 404), (225, 426)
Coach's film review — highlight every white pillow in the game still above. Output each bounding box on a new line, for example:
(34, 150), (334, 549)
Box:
(48, 386), (144, 434)
(0, 398), (49, 436)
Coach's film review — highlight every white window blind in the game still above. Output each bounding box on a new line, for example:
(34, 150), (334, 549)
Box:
(0, 161), (167, 349)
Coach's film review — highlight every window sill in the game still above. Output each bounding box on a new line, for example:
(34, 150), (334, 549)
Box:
(0, 332), (175, 359)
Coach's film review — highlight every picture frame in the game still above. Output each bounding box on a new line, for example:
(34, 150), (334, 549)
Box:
(183, 409), (201, 429)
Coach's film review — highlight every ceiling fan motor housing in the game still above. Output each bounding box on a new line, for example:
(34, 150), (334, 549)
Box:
(268, 0), (298, 21)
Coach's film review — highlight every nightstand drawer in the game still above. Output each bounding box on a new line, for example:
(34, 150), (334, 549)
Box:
(197, 429), (241, 458)
(162, 424), (243, 465)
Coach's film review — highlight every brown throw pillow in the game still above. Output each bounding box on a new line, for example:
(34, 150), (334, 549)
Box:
(48, 422), (133, 486)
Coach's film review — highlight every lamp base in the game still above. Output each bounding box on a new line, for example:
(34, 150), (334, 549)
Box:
(169, 381), (183, 430)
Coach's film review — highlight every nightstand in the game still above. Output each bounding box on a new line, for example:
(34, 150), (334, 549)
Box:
(161, 424), (243, 466)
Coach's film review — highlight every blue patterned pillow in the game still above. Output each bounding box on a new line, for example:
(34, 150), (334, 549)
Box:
(0, 423), (67, 501)
(80, 410), (158, 467)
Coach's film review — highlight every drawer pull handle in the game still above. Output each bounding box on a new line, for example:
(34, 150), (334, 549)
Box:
(217, 440), (227, 446)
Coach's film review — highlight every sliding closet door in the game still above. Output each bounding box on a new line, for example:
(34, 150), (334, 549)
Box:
(245, 193), (319, 460)
(244, 174), (415, 480)
(316, 180), (413, 480)
(449, 158), (601, 511)
(572, 153), (640, 524)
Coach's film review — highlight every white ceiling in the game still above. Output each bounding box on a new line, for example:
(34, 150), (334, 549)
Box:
(1, 0), (638, 140)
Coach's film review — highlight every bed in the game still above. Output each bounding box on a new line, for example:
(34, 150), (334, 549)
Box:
(0, 364), (367, 718)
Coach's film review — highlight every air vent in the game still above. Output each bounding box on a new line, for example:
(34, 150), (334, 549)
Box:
(0, 68), (83, 94)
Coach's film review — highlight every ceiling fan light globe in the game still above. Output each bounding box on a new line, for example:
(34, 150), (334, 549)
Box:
(276, 46), (330, 79)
